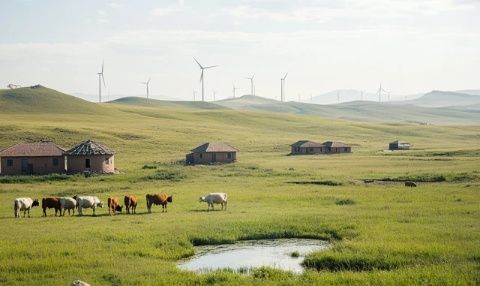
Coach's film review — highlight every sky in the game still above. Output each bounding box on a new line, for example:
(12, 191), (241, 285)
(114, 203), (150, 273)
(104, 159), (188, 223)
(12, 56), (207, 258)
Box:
(0, 0), (479, 103)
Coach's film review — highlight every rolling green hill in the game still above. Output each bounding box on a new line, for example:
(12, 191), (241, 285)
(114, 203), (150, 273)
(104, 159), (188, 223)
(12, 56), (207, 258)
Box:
(0, 85), (109, 114)
(109, 96), (227, 110)
(0, 88), (479, 285)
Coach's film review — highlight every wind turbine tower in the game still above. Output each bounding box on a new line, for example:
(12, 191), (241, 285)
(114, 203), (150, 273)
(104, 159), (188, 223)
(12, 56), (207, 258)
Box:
(376, 82), (387, 102)
(140, 78), (151, 99)
(232, 85), (239, 98)
(194, 58), (217, 102)
(97, 61), (106, 103)
(246, 74), (255, 96)
(280, 73), (288, 102)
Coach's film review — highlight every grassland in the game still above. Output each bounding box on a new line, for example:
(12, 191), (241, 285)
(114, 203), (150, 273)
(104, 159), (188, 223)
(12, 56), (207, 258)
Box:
(0, 98), (479, 285)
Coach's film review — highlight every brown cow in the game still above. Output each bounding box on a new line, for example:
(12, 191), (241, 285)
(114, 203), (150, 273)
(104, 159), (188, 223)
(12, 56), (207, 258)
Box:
(146, 194), (173, 213)
(42, 197), (61, 217)
(107, 197), (123, 215)
(124, 195), (138, 214)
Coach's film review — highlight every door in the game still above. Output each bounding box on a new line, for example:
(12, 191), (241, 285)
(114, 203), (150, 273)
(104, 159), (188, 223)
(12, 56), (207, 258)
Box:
(85, 158), (91, 169)
(27, 164), (34, 174)
(212, 153), (216, 162)
(21, 159), (28, 173)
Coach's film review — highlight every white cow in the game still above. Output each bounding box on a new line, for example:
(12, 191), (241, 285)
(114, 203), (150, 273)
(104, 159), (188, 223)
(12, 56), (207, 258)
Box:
(75, 196), (103, 216)
(60, 197), (77, 216)
(199, 193), (228, 211)
(14, 198), (40, 218)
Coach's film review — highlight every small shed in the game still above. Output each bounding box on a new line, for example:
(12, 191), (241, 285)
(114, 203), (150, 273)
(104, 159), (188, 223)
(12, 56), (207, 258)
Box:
(389, 140), (410, 150)
(0, 141), (66, 175)
(186, 142), (237, 165)
(291, 140), (325, 154)
(66, 140), (115, 174)
(321, 141), (352, 153)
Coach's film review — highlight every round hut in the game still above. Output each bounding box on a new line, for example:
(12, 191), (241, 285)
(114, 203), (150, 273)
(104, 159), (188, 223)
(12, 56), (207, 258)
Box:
(66, 140), (115, 174)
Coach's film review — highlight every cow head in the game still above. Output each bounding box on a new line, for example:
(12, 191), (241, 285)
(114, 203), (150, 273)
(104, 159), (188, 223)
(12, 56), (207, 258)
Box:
(32, 199), (40, 207)
(97, 202), (103, 208)
(115, 205), (123, 212)
(167, 195), (173, 203)
(199, 196), (206, 202)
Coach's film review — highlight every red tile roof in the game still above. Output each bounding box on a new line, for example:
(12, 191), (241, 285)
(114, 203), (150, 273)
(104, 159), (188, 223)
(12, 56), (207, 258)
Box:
(0, 142), (65, 157)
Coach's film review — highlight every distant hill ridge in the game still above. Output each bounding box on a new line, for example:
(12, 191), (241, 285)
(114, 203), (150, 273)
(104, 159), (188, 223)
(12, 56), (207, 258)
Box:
(1, 86), (479, 124)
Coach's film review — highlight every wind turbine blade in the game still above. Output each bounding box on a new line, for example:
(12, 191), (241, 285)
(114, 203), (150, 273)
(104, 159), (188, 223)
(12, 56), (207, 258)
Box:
(101, 61), (104, 74)
(200, 70), (204, 82)
(102, 74), (106, 87)
(147, 78), (151, 84)
(283, 72), (288, 80)
(252, 74), (255, 79)
(193, 58), (203, 69)
(204, 65), (218, 69)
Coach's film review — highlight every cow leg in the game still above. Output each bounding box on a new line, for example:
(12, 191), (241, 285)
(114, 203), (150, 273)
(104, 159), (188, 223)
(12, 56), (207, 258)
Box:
(27, 209), (30, 218)
(93, 207), (96, 216)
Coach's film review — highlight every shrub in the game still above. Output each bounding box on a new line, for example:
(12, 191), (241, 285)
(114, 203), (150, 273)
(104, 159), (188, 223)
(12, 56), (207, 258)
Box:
(335, 199), (355, 205)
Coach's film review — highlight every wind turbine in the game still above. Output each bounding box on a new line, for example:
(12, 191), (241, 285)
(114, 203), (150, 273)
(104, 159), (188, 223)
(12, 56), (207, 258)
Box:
(246, 74), (255, 96)
(194, 58), (217, 102)
(193, 90), (196, 101)
(376, 82), (387, 102)
(232, 84), (239, 98)
(97, 61), (106, 103)
(280, 73), (288, 102)
(140, 78), (151, 99)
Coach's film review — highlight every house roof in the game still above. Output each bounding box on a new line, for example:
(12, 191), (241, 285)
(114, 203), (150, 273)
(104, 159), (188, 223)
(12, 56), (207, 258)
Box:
(291, 140), (324, 148)
(66, 140), (114, 156)
(390, 140), (410, 144)
(0, 141), (65, 157)
(322, 141), (351, 148)
(191, 142), (238, 153)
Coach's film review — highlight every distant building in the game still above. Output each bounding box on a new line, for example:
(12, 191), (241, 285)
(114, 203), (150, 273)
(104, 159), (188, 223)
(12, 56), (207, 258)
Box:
(66, 140), (115, 174)
(389, 140), (410, 150)
(0, 141), (66, 175)
(290, 140), (351, 155)
(186, 142), (237, 164)
(291, 140), (325, 154)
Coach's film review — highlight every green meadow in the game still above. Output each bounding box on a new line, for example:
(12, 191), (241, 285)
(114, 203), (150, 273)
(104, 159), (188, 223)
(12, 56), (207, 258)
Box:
(0, 94), (479, 285)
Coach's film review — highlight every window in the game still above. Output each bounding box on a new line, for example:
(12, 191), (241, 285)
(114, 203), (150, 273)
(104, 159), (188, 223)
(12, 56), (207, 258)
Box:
(344, 148), (348, 152)
(53, 158), (59, 166)
(199, 153), (203, 159)
(7, 159), (13, 167)
(85, 158), (91, 169)
(227, 153), (232, 159)
(308, 147), (313, 153)
(105, 157), (109, 165)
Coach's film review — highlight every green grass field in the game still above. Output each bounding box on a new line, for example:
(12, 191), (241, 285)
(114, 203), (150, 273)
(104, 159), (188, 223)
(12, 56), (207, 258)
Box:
(0, 94), (479, 285)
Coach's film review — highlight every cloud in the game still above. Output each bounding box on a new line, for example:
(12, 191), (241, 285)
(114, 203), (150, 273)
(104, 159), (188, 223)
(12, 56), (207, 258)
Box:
(150, 1), (188, 17)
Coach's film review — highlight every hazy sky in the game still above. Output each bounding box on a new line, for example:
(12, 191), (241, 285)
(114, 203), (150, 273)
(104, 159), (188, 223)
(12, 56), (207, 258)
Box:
(1, 0), (479, 102)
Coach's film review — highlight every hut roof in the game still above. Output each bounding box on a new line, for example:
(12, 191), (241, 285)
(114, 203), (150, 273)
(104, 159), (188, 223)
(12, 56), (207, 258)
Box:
(322, 141), (351, 148)
(66, 140), (114, 156)
(291, 140), (324, 148)
(191, 142), (238, 153)
(0, 141), (65, 157)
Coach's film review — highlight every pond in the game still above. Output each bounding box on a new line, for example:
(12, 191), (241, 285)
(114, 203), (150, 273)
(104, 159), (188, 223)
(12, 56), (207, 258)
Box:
(178, 238), (329, 274)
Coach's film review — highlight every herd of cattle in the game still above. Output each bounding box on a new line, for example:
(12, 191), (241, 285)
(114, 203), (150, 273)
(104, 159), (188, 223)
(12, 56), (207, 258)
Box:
(13, 192), (228, 218)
